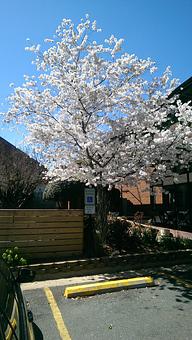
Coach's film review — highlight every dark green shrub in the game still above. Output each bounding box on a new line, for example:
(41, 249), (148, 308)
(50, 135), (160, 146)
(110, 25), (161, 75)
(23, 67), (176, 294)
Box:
(142, 228), (158, 246)
(43, 180), (84, 208)
(107, 220), (159, 252)
(128, 227), (143, 249)
(106, 218), (192, 254)
(181, 238), (192, 249)
(159, 236), (186, 250)
(107, 219), (131, 252)
(2, 247), (27, 267)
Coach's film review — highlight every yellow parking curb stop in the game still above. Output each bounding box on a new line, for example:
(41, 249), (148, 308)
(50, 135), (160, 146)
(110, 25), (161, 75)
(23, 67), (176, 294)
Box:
(64, 276), (154, 298)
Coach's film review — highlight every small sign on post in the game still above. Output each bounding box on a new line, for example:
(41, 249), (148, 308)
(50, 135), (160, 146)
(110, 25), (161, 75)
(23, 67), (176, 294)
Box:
(84, 188), (96, 215)
(85, 205), (95, 215)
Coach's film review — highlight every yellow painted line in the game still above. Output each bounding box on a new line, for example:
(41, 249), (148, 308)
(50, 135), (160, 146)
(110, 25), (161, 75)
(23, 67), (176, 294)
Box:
(64, 276), (154, 298)
(44, 287), (71, 340)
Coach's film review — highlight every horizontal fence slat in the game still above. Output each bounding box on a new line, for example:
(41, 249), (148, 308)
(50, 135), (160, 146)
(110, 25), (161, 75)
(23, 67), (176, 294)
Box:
(0, 222), (84, 229)
(0, 244), (83, 255)
(22, 251), (81, 259)
(0, 216), (13, 223)
(0, 238), (83, 248)
(13, 216), (83, 223)
(11, 209), (83, 216)
(37, 215), (83, 221)
(0, 228), (83, 235)
(11, 244), (83, 253)
(39, 209), (83, 215)
(0, 233), (83, 242)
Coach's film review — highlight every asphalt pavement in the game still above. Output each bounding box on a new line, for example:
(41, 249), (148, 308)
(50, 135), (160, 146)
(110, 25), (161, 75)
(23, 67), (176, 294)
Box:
(22, 264), (192, 340)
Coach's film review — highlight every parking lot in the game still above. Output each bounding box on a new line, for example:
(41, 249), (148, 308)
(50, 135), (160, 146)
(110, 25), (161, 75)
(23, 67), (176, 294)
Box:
(22, 264), (192, 340)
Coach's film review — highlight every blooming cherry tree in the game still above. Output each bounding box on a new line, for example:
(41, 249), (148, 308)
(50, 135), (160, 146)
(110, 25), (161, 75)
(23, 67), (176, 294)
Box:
(4, 16), (192, 241)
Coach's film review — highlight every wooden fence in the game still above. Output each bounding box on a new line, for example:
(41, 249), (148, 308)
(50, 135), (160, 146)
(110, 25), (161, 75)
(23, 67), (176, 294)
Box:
(0, 209), (84, 261)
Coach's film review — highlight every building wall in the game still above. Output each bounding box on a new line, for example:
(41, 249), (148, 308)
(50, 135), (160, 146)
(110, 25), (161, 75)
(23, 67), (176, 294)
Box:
(119, 181), (163, 217)
(121, 181), (149, 205)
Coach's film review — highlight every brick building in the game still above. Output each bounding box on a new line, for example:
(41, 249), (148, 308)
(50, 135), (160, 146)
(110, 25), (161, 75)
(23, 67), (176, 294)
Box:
(119, 76), (192, 227)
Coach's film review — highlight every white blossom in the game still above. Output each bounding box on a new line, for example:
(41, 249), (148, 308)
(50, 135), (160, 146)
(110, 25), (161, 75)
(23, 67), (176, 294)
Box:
(2, 15), (192, 187)
(44, 38), (54, 43)
(25, 44), (41, 53)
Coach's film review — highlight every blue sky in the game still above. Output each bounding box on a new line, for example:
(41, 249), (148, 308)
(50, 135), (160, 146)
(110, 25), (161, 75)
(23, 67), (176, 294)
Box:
(0, 0), (191, 146)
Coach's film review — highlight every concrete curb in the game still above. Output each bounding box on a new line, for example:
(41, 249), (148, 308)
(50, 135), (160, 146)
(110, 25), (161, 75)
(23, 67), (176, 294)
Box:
(64, 276), (154, 298)
(23, 249), (192, 281)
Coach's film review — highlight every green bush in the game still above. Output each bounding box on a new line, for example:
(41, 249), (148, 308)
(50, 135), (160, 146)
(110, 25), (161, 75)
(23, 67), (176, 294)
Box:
(159, 236), (180, 250)
(106, 219), (158, 252)
(107, 219), (130, 252)
(159, 236), (192, 251)
(181, 238), (192, 249)
(106, 218), (192, 253)
(128, 227), (143, 249)
(2, 247), (27, 267)
(142, 228), (158, 246)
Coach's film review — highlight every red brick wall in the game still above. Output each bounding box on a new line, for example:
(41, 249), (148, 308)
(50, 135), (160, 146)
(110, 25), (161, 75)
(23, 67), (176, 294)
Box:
(120, 181), (162, 205)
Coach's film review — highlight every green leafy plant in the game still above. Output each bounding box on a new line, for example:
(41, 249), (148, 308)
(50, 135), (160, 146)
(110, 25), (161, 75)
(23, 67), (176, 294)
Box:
(107, 218), (131, 252)
(159, 235), (192, 251)
(2, 247), (27, 267)
(181, 238), (192, 249)
(106, 218), (192, 254)
(142, 228), (158, 246)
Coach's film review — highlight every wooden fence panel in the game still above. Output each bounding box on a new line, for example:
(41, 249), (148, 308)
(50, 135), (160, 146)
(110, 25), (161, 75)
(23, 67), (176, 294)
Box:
(0, 209), (84, 260)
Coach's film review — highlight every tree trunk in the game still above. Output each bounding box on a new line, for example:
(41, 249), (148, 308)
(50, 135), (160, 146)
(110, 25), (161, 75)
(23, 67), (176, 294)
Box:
(96, 184), (109, 245)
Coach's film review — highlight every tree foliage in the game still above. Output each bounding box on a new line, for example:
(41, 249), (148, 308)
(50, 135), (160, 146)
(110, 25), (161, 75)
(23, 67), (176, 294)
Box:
(4, 16), (192, 188)
(2, 16), (192, 243)
(43, 180), (84, 208)
(0, 141), (44, 208)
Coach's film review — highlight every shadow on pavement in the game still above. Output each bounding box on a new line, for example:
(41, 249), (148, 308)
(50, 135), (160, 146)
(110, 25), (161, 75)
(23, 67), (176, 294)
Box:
(98, 263), (192, 304)
(152, 264), (192, 304)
